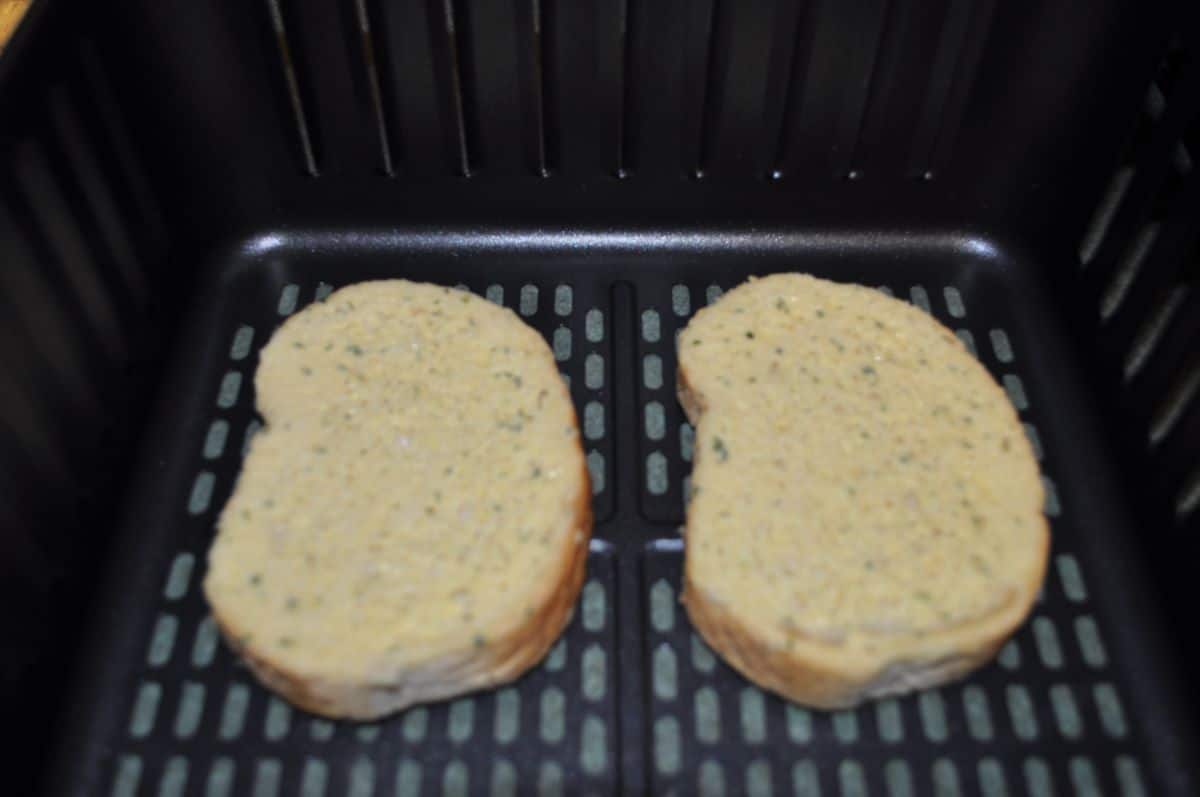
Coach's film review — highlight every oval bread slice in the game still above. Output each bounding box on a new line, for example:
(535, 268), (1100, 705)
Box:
(204, 280), (591, 719)
(678, 273), (1048, 709)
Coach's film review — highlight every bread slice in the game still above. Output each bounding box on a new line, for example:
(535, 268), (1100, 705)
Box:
(678, 273), (1048, 709)
(203, 280), (591, 719)
(0, 1), (30, 50)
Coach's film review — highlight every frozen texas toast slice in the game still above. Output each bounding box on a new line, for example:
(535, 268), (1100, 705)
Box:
(204, 280), (591, 719)
(678, 273), (1047, 709)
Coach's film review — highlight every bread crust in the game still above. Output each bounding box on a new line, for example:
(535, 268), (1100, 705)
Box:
(677, 282), (1050, 710)
(204, 283), (592, 720)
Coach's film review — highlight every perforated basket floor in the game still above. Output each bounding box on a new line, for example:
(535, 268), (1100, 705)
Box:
(50, 237), (1197, 796)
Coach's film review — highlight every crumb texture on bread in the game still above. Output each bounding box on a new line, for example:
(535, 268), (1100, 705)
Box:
(678, 273), (1047, 708)
(204, 280), (591, 719)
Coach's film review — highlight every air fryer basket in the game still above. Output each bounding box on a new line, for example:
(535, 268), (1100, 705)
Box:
(1, 1), (1198, 795)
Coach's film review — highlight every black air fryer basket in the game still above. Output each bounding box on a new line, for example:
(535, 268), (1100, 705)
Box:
(2, 0), (1199, 794)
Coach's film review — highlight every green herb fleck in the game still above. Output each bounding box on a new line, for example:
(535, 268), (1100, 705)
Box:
(313, 445), (327, 454)
(300, 366), (312, 376)
(249, 573), (262, 587)
(531, 465), (543, 479)
(279, 637), (294, 648)
(712, 437), (729, 462)
(815, 309), (826, 318)
(745, 330), (755, 339)
(691, 338), (702, 346)
(285, 597), (298, 611)
(915, 590), (932, 602)
(861, 365), (877, 377)
(346, 344), (364, 356)
(473, 634), (486, 649)
(292, 341), (305, 349)
(775, 298), (789, 312)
